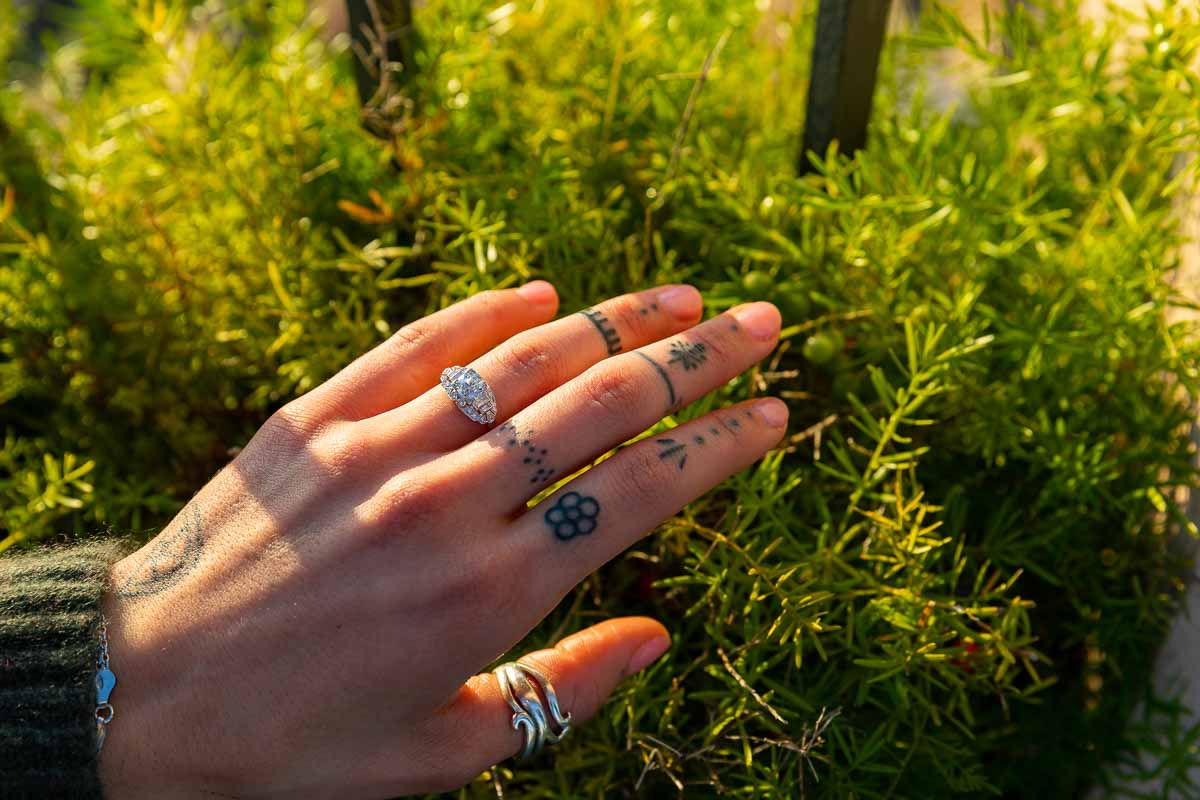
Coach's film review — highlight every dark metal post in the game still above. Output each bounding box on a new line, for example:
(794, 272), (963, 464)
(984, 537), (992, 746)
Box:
(346, 0), (416, 108)
(800, 0), (893, 173)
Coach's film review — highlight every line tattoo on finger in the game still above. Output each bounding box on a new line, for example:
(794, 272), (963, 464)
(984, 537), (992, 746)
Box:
(579, 308), (622, 355)
(635, 352), (678, 410)
(667, 340), (708, 371)
(545, 491), (601, 541)
(115, 504), (205, 598)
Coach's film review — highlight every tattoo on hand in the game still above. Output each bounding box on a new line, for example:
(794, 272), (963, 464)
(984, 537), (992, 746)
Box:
(545, 492), (600, 541)
(579, 308), (622, 355)
(115, 504), (205, 598)
(496, 421), (557, 485)
(635, 352), (678, 409)
(667, 340), (708, 371)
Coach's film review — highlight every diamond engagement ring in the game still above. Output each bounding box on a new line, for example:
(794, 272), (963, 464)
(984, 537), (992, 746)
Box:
(494, 661), (573, 759)
(439, 366), (497, 425)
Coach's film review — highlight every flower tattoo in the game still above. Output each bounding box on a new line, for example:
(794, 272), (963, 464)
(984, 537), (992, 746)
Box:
(667, 340), (708, 371)
(544, 491), (601, 541)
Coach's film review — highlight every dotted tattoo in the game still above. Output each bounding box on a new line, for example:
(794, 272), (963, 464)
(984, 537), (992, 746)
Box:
(496, 421), (557, 485)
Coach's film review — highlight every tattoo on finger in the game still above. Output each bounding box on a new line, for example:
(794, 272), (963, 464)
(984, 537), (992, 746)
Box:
(545, 491), (601, 541)
(579, 308), (622, 355)
(667, 340), (708, 371)
(657, 438), (688, 470)
(635, 352), (678, 410)
(655, 425), (730, 472)
(496, 421), (557, 485)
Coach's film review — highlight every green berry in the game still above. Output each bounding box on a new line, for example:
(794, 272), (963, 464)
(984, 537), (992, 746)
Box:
(778, 289), (812, 321)
(741, 270), (773, 298)
(803, 333), (838, 364)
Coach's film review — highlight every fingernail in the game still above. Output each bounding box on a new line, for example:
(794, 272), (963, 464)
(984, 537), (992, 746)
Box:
(755, 398), (789, 428)
(627, 635), (670, 674)
(731, 302), (781, 342)
(656, 285), (702, 321)
(517, 280), (556, 306)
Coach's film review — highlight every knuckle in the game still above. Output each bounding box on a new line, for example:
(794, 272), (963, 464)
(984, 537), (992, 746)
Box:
(256, 402), (322, 448)
(472, 287), (505, 310)
(465, 289), (511, 328)
(527, 650), (602, 717)
(495, 333), (554, 382)
(613, 445), (668, 509)
(698, 330), (731, 362)
(385, 320), (433, 357)
(569, 672), (607, 718)
(311, 424), (370, 480)
(604, 299), (649, 340)
(578, 364), (642, 419)
(361, 472), (450, 533)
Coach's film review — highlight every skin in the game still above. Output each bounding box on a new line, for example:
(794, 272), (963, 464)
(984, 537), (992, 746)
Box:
(99, 281), (786, 799)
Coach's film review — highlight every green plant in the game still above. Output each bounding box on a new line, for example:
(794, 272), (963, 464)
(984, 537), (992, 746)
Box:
(3, 0), (1200, 795)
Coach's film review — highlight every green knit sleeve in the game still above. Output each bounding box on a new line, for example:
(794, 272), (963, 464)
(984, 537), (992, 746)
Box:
(1, 539), (129, 799)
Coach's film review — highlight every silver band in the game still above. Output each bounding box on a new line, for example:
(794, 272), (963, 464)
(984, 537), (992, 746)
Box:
(494, 661), (573, 759)
(439, 365), (497, 425)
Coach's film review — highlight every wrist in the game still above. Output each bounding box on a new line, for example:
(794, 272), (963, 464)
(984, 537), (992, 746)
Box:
(97, 566), (197, 800)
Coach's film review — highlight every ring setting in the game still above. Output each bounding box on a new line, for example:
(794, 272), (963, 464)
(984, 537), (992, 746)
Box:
(440, 365), (497, 425)
(493, 660), (573, 759)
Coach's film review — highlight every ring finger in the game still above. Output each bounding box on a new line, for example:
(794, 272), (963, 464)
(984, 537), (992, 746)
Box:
(360, 284), (704, 453)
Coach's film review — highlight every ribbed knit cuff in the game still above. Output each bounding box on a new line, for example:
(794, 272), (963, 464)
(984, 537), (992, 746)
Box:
(1, 540), (128, 799)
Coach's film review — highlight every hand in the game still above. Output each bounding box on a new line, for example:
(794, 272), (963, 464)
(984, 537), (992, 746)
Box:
(99, 281), (786, 799)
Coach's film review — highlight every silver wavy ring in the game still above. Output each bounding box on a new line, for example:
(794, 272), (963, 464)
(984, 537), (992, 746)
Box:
(494, 660), (573, 759)
(439, 365), (497, 425)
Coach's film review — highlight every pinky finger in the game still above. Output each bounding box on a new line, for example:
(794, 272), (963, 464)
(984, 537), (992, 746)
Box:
(429, 617), (670, 779)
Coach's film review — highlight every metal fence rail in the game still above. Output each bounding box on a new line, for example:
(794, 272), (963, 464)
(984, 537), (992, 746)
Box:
(800, 0), (893, 171)
(345, 0), (895, 172)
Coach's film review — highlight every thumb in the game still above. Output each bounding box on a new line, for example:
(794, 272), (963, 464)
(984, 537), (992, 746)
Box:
(437, 617), (670, 770)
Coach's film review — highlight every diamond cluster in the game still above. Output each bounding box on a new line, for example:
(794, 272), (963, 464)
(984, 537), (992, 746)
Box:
(439, 366), (497, 424)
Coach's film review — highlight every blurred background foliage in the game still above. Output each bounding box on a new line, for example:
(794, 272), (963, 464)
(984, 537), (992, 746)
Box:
(3, 0), (1200, 795)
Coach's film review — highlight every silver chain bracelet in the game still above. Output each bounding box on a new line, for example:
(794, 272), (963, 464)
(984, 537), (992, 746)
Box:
(95, 613), (116, 752)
